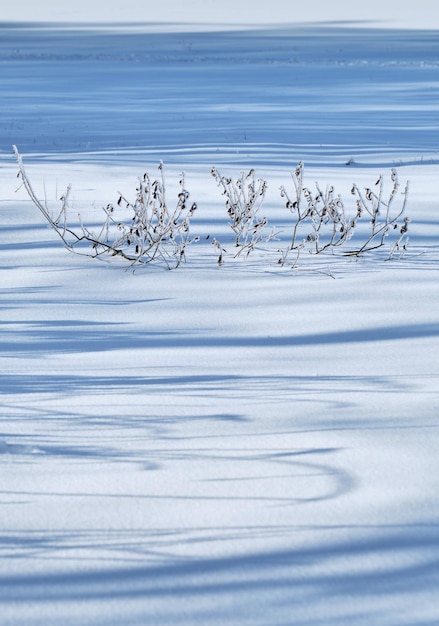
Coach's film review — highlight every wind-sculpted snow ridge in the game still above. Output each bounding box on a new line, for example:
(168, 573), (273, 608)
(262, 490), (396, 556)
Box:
(16, 144), (439, 170)
(2, 24), (439, 157)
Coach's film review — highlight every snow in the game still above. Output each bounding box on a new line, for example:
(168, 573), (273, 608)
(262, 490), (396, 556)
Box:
(3, 0), (439, 30)
(1, 8), (439, 626)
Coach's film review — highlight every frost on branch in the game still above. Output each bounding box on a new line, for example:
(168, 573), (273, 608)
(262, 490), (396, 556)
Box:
(278, 162), (410, 268)
(14, 147), (198, 269)
(211, 166), (277, 264)
(14, 147), (411, 273)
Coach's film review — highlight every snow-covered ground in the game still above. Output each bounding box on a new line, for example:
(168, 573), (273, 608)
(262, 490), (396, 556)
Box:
(1, 9), (439, 626)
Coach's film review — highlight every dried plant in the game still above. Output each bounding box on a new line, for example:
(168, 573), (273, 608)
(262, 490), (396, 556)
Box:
(348, 170), (410, 257)
(278, 162), (409, 268)
(14, 147), (198, 269)
(210, 166), (277, 263)
(14, 147), (411, 273)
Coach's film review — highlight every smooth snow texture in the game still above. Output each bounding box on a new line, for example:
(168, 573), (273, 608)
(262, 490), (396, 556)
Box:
(2, 0), (439, 29)
(1, 18), (439, 626)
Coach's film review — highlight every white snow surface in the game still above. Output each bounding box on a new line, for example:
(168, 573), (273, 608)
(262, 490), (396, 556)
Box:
(1, 14), (439, 626)
(3, 0), (439, 30)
